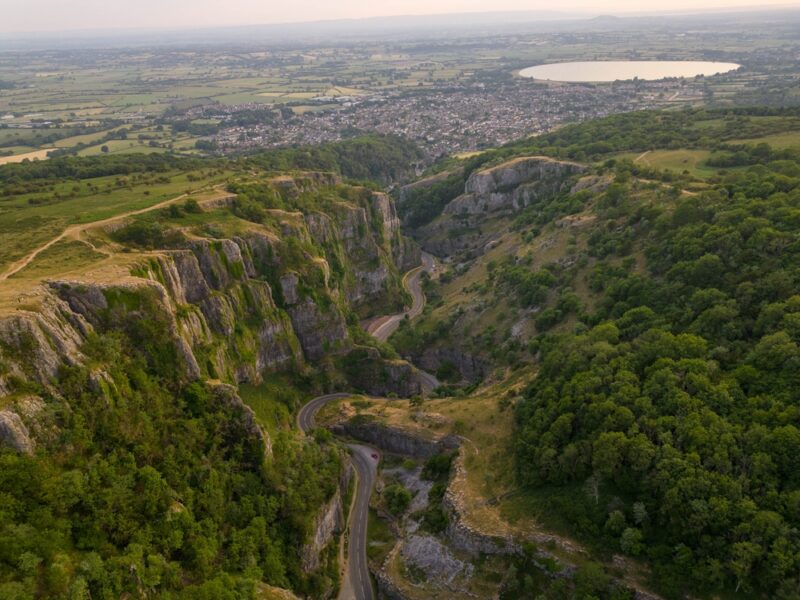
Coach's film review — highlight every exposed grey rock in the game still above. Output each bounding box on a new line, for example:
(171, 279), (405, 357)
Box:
(401, 535), (473, 584)
(332, 418), (459, 459)
(383, 465), (432, 513)
(280, 272), (300, 306)
(416, 156), (585, 258)
(342, 348), (430, 398)
(444, 157), (584, 217)
(288, 300), (348, 361)
(302, 462), (353, 572)
(0, 410), (34, 454)
(373, 566), (408, 600)
(464, 156), (585, 197)
(570, 174), (612, 195)
(0, 291), (88, 387)
(165, 251), (211, 304)
(416, 348), (488, 383)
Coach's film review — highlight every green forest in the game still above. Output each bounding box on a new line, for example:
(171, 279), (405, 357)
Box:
(4, 100), (800, 600)
(512, 114), (800, 598)
(0, 289), (341, 599)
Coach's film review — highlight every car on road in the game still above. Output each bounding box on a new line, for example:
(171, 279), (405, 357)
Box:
(371, 453), (379, 460)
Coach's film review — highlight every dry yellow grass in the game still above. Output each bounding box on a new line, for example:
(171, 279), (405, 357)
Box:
(0, 148), (55, 165)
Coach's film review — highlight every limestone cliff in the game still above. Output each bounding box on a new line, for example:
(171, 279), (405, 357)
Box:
(301, 463), (353, 573)
(416, 156), (585, 257)
(331, 416), (460, 459)
(0, 172), (429, 598)
(0, 174), (418, 449)
(453, 156), (585, 214)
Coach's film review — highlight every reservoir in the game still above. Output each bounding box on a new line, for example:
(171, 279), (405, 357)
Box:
(519, 61), (741, 82)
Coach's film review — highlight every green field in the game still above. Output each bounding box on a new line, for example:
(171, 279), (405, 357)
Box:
(732, 130), (800, 149)
(0, 169), (229, 272)
(618, 149), (717, 178)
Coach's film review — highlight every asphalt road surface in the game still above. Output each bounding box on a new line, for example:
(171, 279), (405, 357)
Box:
(297, 254), (440, 600)
(368, 251), (437, 343)
(297, 394), (378, 600)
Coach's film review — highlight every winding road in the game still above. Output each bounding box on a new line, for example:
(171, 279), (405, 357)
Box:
(297, 253), (438, 600)
(367, 251), (437, 342)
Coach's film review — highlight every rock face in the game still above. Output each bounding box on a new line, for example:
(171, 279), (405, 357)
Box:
(0, 294), (88, 392)
(401, 535), (473, 584)
(288, 300), (348, 361)
(416, 156), (585, 258)
(341, 348), (430, 398)
(442, 490), (521, 557)
(0, 175), (419, 448)
(0, 410), (34, 454)
(373, 562), (408, 600)
(301, 463), (353, 573)
(416, 347), (488, 383)
(448, 156), (585, 216)
(332, 417), (460, 459)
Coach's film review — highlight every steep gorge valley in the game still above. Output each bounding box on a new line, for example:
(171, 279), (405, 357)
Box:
(3, 107), (800, 600)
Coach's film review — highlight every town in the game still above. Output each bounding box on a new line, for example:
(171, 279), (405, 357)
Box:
(184, 77), (705, 159)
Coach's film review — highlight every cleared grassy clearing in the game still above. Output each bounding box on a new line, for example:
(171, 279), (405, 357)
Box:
(77, 140), (168, 156)
(0, 170), (229, 272)
(0, 145), (38, 156)
(731, 130), (800, 149)
(52, 127), (122, 148)
(7, 239), (107, 281)
(238, 379), (299, 436)
(619, 149), (716, 178)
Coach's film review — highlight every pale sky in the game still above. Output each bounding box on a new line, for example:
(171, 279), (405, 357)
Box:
(0, 0), (796, 33)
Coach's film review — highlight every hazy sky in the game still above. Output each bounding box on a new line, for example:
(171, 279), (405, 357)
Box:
(0, 0), (796, 33)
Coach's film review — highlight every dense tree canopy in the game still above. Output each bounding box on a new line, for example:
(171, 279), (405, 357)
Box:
(515, 138), (800, 598)
(0, 291), (341, 599)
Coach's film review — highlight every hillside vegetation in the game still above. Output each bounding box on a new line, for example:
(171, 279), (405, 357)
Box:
(392, 108), (800, 599)
(0, 145), (423, 599)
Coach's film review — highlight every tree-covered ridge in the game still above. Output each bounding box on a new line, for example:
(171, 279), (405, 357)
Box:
(515, 136), (800, 598)
(0, 133), (424, 188)
(245, 134), (424, 184)
(399, 107), (800, 228)
(0, 153), (204, 184)
(0, 289), (341, 599)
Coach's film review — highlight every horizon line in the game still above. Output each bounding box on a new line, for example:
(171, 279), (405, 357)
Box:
(1, 3), (799, 37)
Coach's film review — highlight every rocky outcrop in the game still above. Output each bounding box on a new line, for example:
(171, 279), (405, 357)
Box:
(372, 191), (421, 273)
(288, 300), (348, 361)
(0, 294), (88, 392)
(416, 348), (488, 383)
(0, 410), (34, 454)
(373, 561), (408, 600)
(301, 462), (353, 572)
(211, 383), (272, 459)
(341, 347), (431, 398)
(259, 584), (303, 600)
(332, 417), (459, 459)
(416, 156), (585, 258)
(443, 491), (521, 558)
(401, 535), (473, 584)
(448, 156), (585, 216)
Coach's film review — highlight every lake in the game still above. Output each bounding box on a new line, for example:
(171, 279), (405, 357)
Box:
(518, 61), (741, 83)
